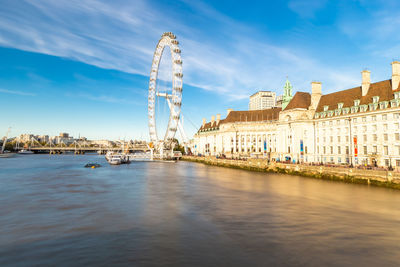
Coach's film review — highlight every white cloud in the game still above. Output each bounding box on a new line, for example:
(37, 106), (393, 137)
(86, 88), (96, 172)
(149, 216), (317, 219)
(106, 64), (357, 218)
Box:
(0, 88), (36, 96)
(65, 92), (143, 105)
(0, 0), (365, 102)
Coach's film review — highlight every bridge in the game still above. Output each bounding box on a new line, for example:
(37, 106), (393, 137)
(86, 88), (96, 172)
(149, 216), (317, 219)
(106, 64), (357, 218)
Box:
(29, 145), (148, 154)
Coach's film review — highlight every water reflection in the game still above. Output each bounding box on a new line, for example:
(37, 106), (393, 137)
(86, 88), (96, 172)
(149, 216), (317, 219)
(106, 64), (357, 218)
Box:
(0, 155), (400, 266)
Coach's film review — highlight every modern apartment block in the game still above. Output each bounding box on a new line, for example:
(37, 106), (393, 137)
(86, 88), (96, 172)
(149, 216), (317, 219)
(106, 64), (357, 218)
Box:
(249, 91), (276, 110)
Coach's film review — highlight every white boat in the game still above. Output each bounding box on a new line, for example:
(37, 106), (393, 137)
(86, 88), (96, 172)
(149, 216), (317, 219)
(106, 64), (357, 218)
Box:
(105, 151), (115, 161)
(109, 157), (122, 165)
(18, 149), (34, 154)
(105, 151), (130, 164)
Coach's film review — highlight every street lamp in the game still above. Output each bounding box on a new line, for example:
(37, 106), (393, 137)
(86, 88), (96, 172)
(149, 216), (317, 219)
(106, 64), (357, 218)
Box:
(348, 117), (354, 168)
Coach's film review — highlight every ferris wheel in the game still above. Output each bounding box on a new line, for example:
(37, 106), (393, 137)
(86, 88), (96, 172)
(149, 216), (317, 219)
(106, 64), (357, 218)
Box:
(148, 32), (184, 149)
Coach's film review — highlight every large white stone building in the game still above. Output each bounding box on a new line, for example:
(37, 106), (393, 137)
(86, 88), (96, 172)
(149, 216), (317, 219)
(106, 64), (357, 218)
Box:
(193, 61), (400, 169)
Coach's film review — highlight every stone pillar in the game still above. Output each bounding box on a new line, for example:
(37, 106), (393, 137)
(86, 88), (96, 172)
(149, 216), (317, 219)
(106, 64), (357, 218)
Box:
(233, 133), (237, 154)
(361, 70), (371, 96)
(392, 61), (400, 91)
(238, 135), (242, 153)
(244, 133), (248, 154)
(310, 82), (322, 110)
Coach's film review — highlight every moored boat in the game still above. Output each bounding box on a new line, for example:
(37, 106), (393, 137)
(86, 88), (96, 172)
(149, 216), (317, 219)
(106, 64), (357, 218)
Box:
(105, 151), (130, 164)
(18, 149), (34, 154)
(109, 157), (122, 165)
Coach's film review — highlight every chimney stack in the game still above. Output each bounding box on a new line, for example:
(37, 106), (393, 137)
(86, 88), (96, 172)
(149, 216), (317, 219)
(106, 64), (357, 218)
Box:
(211, 115), (215, 125)
(361, 70), (371, 96)
(227, 108), (233, 116)
(202, 118), (206, 127)
(310, 82), (322, 110)
(392, 61), (400, 90)
(216, 114), (221, 124)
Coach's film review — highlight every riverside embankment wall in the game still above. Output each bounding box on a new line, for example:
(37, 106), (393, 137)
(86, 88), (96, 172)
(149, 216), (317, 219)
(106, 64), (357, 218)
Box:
(182, 156), (400, 190)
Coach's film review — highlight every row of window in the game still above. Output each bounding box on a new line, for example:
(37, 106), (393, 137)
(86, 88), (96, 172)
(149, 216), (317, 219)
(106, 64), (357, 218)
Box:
(316, 94), (400, 118)
(317, 113), (400, 127)
(317, 133), (400, 144)
(317, 145), (400, 156)
(318, 123), (400, 137)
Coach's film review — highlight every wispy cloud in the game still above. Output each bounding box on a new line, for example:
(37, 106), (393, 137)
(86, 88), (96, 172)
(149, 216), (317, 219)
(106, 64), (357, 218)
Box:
(288, 0), (329, 18)
(338, 1), (400, 54)
(0, 0), (370, 101)
(0, 88), (35, 96)
(65, 92), (143, 105)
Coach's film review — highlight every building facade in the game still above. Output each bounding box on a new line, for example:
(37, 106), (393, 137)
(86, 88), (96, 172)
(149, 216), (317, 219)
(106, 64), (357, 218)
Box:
(249, 91), (276, 110)
(193, 61), (400, 169)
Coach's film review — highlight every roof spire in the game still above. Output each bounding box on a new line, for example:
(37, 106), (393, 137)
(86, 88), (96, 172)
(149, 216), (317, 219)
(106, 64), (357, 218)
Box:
(282, 77), (293, 110)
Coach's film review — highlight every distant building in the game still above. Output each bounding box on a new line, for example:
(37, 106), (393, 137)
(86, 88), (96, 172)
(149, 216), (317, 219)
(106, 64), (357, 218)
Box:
(249, 79), (294, 110)
(276, 95), (283, 108)
(249, 91), (276, 110)
(52, 133), (73, 145)
(90, 140), (114, 147)
(59, 133), (69, 138)
(37, 135), (49, 143)
(18, 134), (34, 143)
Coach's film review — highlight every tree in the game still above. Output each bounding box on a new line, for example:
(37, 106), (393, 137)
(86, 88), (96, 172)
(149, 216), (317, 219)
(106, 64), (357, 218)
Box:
(172, 138), (185, 154)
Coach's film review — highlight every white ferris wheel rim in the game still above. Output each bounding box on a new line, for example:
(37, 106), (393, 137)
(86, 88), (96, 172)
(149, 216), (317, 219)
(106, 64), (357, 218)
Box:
(148, 32), (183, 146)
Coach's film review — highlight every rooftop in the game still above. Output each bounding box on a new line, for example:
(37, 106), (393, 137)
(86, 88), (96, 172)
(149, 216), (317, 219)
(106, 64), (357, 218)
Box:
(316, 79), (399, 112)
(284, 92), (311, 111)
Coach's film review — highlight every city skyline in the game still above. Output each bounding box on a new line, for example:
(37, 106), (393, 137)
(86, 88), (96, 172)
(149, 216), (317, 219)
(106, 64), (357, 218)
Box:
(1, 0), (400, 139)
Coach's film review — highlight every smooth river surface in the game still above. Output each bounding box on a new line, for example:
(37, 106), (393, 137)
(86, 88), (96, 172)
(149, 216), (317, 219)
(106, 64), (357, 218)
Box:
(1, 155), (400, 266)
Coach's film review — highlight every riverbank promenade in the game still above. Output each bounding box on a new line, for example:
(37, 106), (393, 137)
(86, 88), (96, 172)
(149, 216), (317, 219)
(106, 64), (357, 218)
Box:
(183, 156), (400, 189)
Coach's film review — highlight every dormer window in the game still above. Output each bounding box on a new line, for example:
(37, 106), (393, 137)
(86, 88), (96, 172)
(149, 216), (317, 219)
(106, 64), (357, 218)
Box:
(354, 99), (360, 106)
(373, 96), (379, 103)
(360, 105), (368, 112)
(369, 103), (378, 111)
(351, 106), (359, 113)
(338, 102), (344, 109)
(323, 105), (329, 111)
(379, 101), (388, 110)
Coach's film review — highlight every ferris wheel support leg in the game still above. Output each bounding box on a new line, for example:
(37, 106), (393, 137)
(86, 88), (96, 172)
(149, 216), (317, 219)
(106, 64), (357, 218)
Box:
(150, 148), (154, 161)
(165, 98), (189, 146)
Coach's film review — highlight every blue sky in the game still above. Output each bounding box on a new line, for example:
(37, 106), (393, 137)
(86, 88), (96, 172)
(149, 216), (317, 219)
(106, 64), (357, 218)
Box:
(1, 0), (400, 140)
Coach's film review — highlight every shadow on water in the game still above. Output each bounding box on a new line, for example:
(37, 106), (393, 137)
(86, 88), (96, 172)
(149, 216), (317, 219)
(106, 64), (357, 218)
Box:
(1, 155), (400, 266)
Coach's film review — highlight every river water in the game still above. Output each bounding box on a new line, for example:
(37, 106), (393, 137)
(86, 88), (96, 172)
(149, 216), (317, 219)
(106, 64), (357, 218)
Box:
(1, 155), (400, 266)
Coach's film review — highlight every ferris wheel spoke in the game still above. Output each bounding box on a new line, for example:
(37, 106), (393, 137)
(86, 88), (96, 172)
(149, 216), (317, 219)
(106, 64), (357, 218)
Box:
(148, 32), (183, 150)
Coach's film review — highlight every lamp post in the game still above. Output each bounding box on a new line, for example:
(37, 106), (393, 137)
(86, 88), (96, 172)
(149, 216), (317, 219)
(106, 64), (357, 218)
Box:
(389, 155), (393, 171)
(348, 117), (354, 168)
